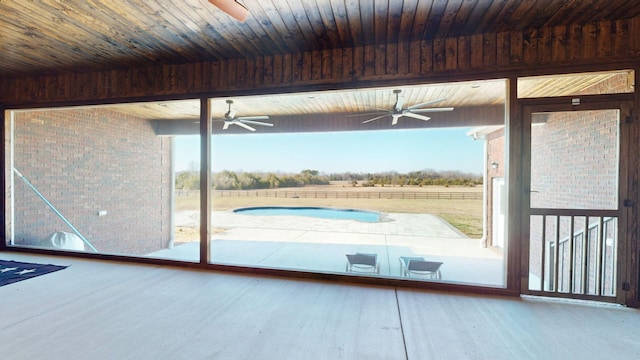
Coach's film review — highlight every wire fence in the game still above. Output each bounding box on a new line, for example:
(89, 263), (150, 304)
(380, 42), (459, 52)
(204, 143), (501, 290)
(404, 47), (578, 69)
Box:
(175, 189), (483, 200)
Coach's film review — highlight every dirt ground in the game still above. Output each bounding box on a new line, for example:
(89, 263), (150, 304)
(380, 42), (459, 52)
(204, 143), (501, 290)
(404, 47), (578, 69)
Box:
(174, 226), (226, 245)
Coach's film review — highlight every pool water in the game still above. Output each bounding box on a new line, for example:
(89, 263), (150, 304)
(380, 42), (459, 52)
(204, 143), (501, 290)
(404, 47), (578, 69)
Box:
(233, 206), (382, 223)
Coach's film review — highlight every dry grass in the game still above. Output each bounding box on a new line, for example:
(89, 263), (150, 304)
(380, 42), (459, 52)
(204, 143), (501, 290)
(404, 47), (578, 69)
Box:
(175, 185), (484, 238)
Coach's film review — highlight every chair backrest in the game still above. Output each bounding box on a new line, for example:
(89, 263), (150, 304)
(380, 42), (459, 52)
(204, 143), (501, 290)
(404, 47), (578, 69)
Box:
(407, 260), (442, 272)
(346, 253), (377, 267)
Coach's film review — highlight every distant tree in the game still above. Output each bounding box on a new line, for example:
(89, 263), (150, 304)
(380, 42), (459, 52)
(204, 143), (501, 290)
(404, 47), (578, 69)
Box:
(175, 171), (200, 190)
(213, 171), (239, 190)
(208, 168), (480, 190)
(265, 173), (281, 188)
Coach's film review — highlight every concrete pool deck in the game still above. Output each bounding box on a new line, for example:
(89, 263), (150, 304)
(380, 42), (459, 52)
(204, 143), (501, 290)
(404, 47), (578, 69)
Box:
(151, 210), (505, 286)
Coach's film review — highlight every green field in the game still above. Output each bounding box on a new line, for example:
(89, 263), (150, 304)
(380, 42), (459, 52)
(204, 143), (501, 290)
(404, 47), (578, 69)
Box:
(176, 185), (484, 238)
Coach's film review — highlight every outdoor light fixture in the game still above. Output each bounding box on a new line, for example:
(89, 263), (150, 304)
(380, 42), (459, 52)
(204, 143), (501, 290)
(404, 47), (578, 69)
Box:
(491, 162), (499, 171)
(208, 0), (248, 22)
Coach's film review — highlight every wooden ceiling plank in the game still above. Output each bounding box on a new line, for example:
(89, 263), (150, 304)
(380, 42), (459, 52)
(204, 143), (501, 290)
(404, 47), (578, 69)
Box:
(449, 0), (481, 36)
(573, 0), (638, 25)
(344, 0), (365, 47)
(397, 0), (419, 43)
(238, 6), (304, 58)
(410, 0), (434, 41)
(464, 0), (509, 35)
(260, 0), (312, 53)
(545, 0), (598, 26)
(238, 3), (290, 55)
(503, 0), (542, 34)
(289, 0), (332, 50)
(435, 0), (465, 38)
(606, 0), (640, 21)
(0, 42), (85, 76)
(281, 0), (324, 50)
(173, 0), (259, 59)
(540, 0), (595, 29)
(336, 90), (357, 113)
(139, 0), (245, 61)
(373, 0), (389, 44)
(459, 0), (494, 35)
(358, 0), (376, 46)
(1, 1), (137, 69)
(607, 0), (640, 23)
(110, 0), (212, 59)
(422, 0), (447, 40)
(527, 1), (595, 30)
(329, 0), (355, 47)
(315, 0), (345, 49)
(209, 9), (277, 58)
(385, 0), (404, 44)
(80, 0), (225, 64)
(146, 0), (255, 61)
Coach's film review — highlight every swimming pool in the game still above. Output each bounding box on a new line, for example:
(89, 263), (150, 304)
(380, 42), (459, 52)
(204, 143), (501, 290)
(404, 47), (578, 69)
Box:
(233, 206), (383, 223)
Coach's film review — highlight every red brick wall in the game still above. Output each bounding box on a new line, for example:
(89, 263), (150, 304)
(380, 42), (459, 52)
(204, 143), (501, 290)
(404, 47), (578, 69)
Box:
(8, 108), (172, 254)
(530, 110), (618, 209)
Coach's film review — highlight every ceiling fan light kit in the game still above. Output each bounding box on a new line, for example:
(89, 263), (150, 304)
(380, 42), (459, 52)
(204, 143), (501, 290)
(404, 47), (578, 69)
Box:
(208, 0), (249, 22)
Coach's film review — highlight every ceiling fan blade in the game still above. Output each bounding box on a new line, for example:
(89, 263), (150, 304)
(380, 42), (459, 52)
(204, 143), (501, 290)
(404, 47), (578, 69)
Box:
(362, 114), (390, 124)
(347, 111), (390, 117)
(392, 114), (402, 125)
(235, 121), (256, 132)
(408, 98), (447, 110)
(240, 120), (274, 127)
(237, 115), (270, 121)
(410, 107), (455, 113)
(403, 112), (432, 122)
(223, 121), (231, 130)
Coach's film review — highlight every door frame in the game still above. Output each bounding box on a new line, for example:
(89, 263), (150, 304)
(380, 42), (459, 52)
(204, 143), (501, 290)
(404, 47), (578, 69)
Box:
(516, 93), (635, 305)
(492, 177), (506, 248)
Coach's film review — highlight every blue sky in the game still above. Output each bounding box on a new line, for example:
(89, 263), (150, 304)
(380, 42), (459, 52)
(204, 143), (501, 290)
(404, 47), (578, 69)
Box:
(174, 128), (484, 175)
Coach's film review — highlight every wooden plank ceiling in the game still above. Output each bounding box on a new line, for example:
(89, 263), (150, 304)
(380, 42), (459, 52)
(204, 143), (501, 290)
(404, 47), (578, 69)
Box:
(102, 71), (634, 121)
(18, 70), (633, 135)
(2, 0), (640, 78)
(2, 1), (638, 131)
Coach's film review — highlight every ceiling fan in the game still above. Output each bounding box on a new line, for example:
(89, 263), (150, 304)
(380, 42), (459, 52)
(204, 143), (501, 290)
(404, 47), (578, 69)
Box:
(218, 100), (273, 132)
(208, 0), (249, 22)
(356, 89), (454, 125)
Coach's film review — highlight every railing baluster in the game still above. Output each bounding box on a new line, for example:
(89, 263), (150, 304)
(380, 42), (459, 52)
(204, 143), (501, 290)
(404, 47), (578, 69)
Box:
(596, 217), (604, 296)
(540, 215), (547, 292)
(609, 218), (618, 297)
(582, 218), (589, 295)
(553, 215), (560, 292)
(568, 216), (574, 294)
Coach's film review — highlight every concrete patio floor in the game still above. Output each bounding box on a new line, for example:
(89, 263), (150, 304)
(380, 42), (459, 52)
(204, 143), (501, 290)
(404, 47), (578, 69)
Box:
(150, 210), (505, 287)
